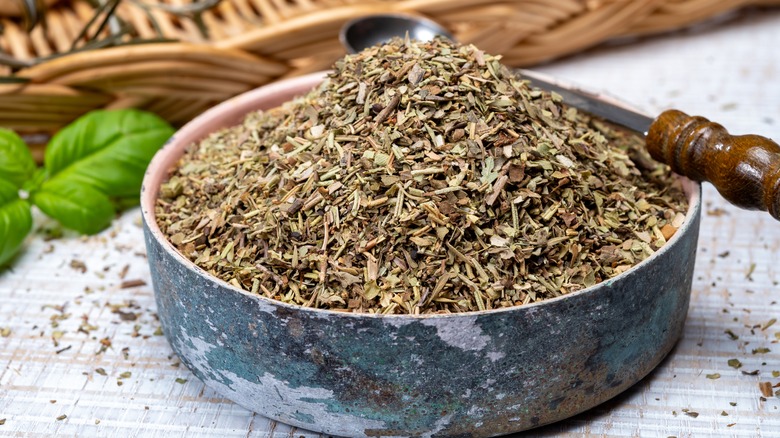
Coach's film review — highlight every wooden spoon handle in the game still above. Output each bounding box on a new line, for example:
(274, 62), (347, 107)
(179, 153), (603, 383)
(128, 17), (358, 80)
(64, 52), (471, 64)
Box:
(646, 110), (780, 220)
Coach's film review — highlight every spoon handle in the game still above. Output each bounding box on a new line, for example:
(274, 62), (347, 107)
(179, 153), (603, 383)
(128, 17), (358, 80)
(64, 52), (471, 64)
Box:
(646, 110), (780, 220)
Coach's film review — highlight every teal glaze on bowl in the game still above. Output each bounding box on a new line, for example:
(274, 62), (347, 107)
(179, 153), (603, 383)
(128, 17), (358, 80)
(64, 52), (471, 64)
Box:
(141, 73), (702, 437)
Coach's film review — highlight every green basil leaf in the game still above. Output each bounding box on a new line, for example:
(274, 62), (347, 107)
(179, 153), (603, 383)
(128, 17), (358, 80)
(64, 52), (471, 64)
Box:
(0, 178), (32, 266)
(44, 109), (174, 201)
(0, 128), (36, 188)
(32, 179), (114, 235)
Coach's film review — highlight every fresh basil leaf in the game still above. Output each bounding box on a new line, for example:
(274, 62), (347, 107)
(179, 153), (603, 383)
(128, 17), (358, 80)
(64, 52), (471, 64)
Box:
(44, 109), (174, 202)
(0, 128), (36, 188)
(22, 168), (46, 193)
(32, 179), (114, 235)
(0, 178), (32, 266)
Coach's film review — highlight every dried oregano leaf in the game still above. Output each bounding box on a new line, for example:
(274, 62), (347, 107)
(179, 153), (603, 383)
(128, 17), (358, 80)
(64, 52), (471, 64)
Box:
(155, 38), (688, 314)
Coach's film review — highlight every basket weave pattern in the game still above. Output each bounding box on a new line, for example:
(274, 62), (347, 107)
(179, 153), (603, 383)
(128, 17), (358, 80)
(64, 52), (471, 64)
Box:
(2, 0), (778, 152)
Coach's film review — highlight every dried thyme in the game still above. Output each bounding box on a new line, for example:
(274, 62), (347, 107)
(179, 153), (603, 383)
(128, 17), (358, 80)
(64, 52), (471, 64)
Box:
(155, 37), (688, 314)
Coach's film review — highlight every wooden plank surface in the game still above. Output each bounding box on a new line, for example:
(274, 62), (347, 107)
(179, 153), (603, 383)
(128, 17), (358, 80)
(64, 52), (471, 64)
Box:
(1, 8), (779, 437)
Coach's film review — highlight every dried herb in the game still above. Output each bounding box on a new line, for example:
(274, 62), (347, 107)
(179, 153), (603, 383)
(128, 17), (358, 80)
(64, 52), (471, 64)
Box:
(752, 347), (770, 354)
(728, 359), (743, 369)
(759, 381), (774, 398)
(706, 373), (720, 380)
(157, 38), (688, 314)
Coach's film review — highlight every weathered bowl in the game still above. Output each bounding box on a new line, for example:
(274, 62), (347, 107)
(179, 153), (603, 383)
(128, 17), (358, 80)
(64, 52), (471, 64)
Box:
(141, 72), (702, 437)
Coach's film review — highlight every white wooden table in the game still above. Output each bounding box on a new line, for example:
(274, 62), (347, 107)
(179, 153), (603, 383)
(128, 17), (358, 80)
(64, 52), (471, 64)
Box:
(1, 8), (779, 437)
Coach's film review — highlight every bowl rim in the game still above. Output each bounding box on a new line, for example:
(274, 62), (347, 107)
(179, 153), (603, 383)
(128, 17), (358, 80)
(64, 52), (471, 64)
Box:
(141, 71), (702, 320)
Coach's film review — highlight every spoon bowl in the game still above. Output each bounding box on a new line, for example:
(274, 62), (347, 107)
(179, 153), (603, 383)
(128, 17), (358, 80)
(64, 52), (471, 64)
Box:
(340, 13), (454, 54)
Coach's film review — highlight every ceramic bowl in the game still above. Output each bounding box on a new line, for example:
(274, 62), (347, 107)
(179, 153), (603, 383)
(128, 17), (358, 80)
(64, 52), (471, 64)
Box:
(141, 72), (701, 437)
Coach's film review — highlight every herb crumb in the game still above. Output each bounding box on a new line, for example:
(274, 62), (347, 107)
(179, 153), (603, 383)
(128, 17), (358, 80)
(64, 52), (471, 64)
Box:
(69, 260), (87, 273)
(745, 263), (756, 280)
(175, 378), (187, 384)
(706, 373), (721, 380)
(120, 279), (146, 289)
(759, 381), (774, 398)
(728, 359), (743, 369)
(56, 415), (67, 421)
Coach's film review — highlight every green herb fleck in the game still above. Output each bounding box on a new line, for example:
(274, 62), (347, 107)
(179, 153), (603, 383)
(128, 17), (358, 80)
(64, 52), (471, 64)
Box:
(724, 329), (738, 340)
(728, 359), (743, 369)
(746, 263), (756, 280)
(175, 378), (187, 384)
(706, 373), (721, 380)
(752, 347), (771, 355)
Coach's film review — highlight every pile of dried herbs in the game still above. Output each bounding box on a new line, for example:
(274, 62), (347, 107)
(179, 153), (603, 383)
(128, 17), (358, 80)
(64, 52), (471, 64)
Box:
(155, 37), (688, 315)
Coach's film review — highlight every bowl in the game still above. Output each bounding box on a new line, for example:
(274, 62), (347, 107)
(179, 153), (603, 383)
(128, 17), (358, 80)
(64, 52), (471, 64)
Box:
(141, 72), (701, 437)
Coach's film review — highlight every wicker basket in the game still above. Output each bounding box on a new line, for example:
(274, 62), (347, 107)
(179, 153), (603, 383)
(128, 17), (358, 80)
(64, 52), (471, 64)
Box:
(2, 0), (778, 159)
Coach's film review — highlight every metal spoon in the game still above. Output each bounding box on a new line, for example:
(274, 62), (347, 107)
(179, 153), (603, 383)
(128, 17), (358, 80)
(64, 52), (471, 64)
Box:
(340, 14), (455, 54)
(340, 14), (780, 220)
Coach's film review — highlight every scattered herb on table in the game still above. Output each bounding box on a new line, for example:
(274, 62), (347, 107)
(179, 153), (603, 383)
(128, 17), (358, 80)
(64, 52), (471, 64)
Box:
(156, 37), (688, 314)
(0, 110), (173, 267)
(759, 381), (774, 398)
(728, 359), (743, 369)
(706, 373), (720, 380)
